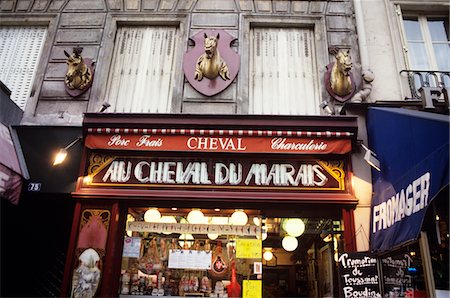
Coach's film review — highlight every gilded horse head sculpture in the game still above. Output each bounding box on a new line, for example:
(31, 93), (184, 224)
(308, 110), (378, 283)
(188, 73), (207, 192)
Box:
(64, 47), (93, 90)
(329, 46), (353, 97)
(194, 33), (230, 81)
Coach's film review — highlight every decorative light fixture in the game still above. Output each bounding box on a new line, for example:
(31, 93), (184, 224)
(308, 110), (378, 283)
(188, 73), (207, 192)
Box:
(179, 234), (194, 248)
(144, 208), (161, 222)
(82, 175), (93, 184)
(361, 143), (381, 171)
(283, 218), (305, 237)
(187, 209), (205, 224)
(230, 209), (248, 225)
(52, 137), (82, 166)
(319, 100), (333, 115)
(282, 236), (298, 252)
(263, 248), (273, 261)
(207, 233), (219, 240)
(253, 217), (261, 226)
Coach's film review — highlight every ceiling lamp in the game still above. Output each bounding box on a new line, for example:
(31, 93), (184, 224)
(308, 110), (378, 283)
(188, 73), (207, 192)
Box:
(230, 209), (248, 225)
(283, 218), (305, 237)
(207, 233), (219, 240)
(144, 208), (161, 222)
(263, 249), (273, 261)
(179, 234), (194, 248)
(282, 236), (298, 252)
(253, 217), (261, 226)
(187, 209), (205, 224)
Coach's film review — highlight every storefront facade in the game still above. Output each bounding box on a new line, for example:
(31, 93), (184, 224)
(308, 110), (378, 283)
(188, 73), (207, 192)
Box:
(60, 113), (360, 297)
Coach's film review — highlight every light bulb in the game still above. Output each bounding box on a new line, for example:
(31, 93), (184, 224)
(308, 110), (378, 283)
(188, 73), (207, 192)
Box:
(263, 250), (273, 261)
(53, 149), (68, 166)
(284, 218), (305, 237)
(187, 209), (205, 224)
(230, 210), (248, 225)
(282, 236), (298, 252)
(144, 208), (161, 222)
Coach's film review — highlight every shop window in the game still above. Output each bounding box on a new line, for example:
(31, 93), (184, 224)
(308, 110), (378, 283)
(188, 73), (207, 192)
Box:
(0, 26), (47, 110)
(119, 208), (344, 298)
(105, 26), (178, 113)
(249, 27), (320, 115)
(402, 16), (449, 71)
(398, 10), (450, 98)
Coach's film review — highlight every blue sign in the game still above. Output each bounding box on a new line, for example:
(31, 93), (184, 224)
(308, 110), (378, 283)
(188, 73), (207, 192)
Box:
(368, 108), (449, 252)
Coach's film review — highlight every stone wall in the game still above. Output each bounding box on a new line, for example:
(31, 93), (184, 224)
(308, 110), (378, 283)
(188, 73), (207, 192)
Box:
(0, 0), (358, 125)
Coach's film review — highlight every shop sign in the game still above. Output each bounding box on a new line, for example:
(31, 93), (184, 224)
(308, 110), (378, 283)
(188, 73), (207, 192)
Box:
(243, 280), (262, 298)
(380, 254), (413, 296)
(168, 250), (212, 270)
(127, 221), (261, 236)
(338, 252), (381, 298)
(82, 154), (346, 192)
(123, 237), (142, 258)
(85, 134), (351, 155)
(235, 239), (262, 259)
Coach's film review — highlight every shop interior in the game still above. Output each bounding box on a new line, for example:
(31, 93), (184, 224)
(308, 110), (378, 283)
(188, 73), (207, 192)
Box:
(119, 207), (344, 297)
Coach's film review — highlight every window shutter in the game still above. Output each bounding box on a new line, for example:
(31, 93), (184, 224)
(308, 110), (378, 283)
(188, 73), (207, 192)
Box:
(249, 28), (319, 115)
(106, 26), (177, 113)
(0, 26), (47, 110)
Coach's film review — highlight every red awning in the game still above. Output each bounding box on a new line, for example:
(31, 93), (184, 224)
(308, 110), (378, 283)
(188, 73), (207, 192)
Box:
(0, 123), (24, 205)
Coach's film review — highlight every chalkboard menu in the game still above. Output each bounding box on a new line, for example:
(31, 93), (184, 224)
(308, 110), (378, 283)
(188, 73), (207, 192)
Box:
(338, 252), (382, 298)
(381, 253), (414, 297)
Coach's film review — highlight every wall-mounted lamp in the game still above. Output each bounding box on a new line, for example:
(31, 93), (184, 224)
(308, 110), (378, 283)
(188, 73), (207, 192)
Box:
(99, 101), (111, 112)
(361, 143), (381, 171)
(52, 137), (82, 166)
(319, 100), (333, 115)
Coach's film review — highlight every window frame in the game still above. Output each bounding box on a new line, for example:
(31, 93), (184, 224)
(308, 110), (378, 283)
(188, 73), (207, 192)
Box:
(401, 14), (449, 71)
(239, 15), (328, 115)
(0, 14), (57, 120)
(89, 14), (188, 114)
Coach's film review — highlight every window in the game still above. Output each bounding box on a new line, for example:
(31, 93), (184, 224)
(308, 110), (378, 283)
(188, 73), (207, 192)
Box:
(0, 26), (47, 110)
(105, 26), (178, 113)
(403, 16), (450, 71)
(249, 27), (319, 115)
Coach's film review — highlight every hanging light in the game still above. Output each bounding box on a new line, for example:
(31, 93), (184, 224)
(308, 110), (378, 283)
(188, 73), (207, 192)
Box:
(263, 248), (273, 261)
(187, 209), (205, 224)
(144, 208), (161, 222)
(283, 218), (305, 237)
(282, 236), (298, 251)
(230, 209), (248, 225)
(179, 234), (194, 248)
(207, 233), (219, 240)
(253, 217), (261, 226)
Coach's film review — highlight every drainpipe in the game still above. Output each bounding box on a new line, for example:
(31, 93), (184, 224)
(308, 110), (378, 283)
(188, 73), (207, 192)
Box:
(353, 0), (370, 70)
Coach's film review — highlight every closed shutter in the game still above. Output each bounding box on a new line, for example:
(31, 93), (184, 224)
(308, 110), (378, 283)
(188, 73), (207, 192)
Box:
(106, 26), (177, 113)
(0, 26), (47, 110)
(249, 28), (319, 115)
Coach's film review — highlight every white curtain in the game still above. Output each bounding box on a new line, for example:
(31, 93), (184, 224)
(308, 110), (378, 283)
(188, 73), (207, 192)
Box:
(249, 27), (319, 115)
(0, 26), (47, 110)
(106, 26), (178, 113)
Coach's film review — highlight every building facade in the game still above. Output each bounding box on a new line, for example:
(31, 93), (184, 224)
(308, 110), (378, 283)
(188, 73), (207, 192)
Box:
(0, 0), (447, 297)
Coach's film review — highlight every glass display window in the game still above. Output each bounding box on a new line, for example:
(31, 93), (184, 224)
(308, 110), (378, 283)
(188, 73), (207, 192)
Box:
(119, 208), (262, 298)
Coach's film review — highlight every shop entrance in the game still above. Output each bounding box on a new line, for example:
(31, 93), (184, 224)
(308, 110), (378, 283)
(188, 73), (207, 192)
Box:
(118, 207), (344, 298)
(261, 217), (343, 298)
